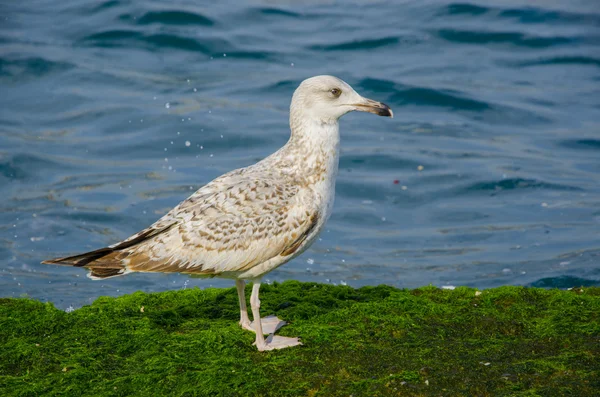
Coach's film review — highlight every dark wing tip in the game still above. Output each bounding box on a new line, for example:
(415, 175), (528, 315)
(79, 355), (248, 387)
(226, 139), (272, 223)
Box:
(40, 247), (116, 267)
(89, 267), (126, 279)
(41, 258), (67, 265)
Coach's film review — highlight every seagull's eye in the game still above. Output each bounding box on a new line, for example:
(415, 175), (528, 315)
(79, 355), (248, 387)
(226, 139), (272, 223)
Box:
(330, 88), (342, 97)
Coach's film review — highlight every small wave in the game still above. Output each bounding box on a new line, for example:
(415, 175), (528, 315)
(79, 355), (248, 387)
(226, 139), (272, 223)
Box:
(391, 85), (490, 111)
(144, 34), (211, 53)
(528, 275), (599, 288)
(436, 29), (575, 48)
(358, 77), (397, 94)
(43, 210), (130, 225)
(465, 178), (582, 193)
(337, 178), (397, 202)
(82, 29), (142, 47)
(499, 7), (599, 25)
(90, 0), (122, 13)
(444, 3), (489, 16)
(442, 3), (599, 26)
(137, 10), (214, 26)
(558, 139), (600, 151)
(80, 30), (270, 58)
(518, 56), (600, 68)
(217, 51), (275, 61)
(0, 57), (73, 79)
(339, 153), (422, 171)
(0, 159), (26, 181)
(259, 80), (298, 95)
(0, 154), (66, 182)
(433, 210), (489, 223)
(309, 37), (398, 51)
(48, 172), (141, 193)
(255, 7), (301, 18)
(80, 30), (222, 54)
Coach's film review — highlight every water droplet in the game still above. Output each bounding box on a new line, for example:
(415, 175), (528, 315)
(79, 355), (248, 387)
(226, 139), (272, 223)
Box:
(193, 88), (197, 92)
(185, 141), (191, 147)
(306, 258), (314, 265)
(165, 102), (170, 109)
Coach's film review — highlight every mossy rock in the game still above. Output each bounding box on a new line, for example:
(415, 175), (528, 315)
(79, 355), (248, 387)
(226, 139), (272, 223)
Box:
(1, 282), (599, 396)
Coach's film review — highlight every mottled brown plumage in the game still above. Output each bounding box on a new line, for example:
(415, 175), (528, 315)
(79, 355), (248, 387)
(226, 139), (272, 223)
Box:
(42, 75), (392, 351)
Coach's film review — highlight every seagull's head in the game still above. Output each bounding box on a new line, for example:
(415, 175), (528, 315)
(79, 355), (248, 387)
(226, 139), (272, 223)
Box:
(290, 75), (393, 124)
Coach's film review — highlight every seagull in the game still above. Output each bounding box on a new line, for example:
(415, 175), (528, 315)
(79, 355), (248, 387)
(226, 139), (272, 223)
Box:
(42, 75), (393, 351)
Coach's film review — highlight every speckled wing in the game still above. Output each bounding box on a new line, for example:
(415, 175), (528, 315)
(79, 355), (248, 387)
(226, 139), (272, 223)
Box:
(103, 169), (320, 277)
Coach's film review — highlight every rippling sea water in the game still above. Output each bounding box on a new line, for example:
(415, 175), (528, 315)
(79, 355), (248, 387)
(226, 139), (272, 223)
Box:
(1, 0), (599, 309)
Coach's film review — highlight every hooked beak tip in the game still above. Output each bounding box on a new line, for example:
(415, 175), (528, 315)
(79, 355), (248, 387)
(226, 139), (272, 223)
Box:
(382, 105), (393, 118)
(354, 99), (393, 118)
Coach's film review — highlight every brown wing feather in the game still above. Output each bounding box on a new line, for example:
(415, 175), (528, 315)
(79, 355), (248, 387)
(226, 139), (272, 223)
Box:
(42, 166), (321, 279)
(41, 247), (116, 267)
(280, 212), (319, 256)
(41, 222), (176, 269)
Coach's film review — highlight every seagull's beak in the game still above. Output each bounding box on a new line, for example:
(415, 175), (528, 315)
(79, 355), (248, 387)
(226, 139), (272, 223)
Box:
(352, 97), (393, 118)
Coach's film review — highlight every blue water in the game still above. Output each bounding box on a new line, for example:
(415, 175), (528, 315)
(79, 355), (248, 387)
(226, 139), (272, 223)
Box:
(1, 0), (599, 309)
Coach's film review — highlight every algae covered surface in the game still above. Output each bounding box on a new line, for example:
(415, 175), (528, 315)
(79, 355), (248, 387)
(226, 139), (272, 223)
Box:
(1, 282), (599, 396)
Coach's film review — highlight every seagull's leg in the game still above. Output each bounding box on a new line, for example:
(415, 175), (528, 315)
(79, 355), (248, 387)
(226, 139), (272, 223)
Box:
(237, 279), (286, 334)
(250, 280), (302, 351)
(236, 279), (254, 332)
(250, 281), (268, 349)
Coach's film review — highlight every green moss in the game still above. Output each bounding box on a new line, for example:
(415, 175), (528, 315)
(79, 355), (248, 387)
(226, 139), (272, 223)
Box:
(1, 282), (598, 396)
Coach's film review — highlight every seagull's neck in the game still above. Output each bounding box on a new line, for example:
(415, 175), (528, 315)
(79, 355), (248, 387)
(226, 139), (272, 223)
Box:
(289, 114), (340, 152)
(277, 111), (340, 185)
